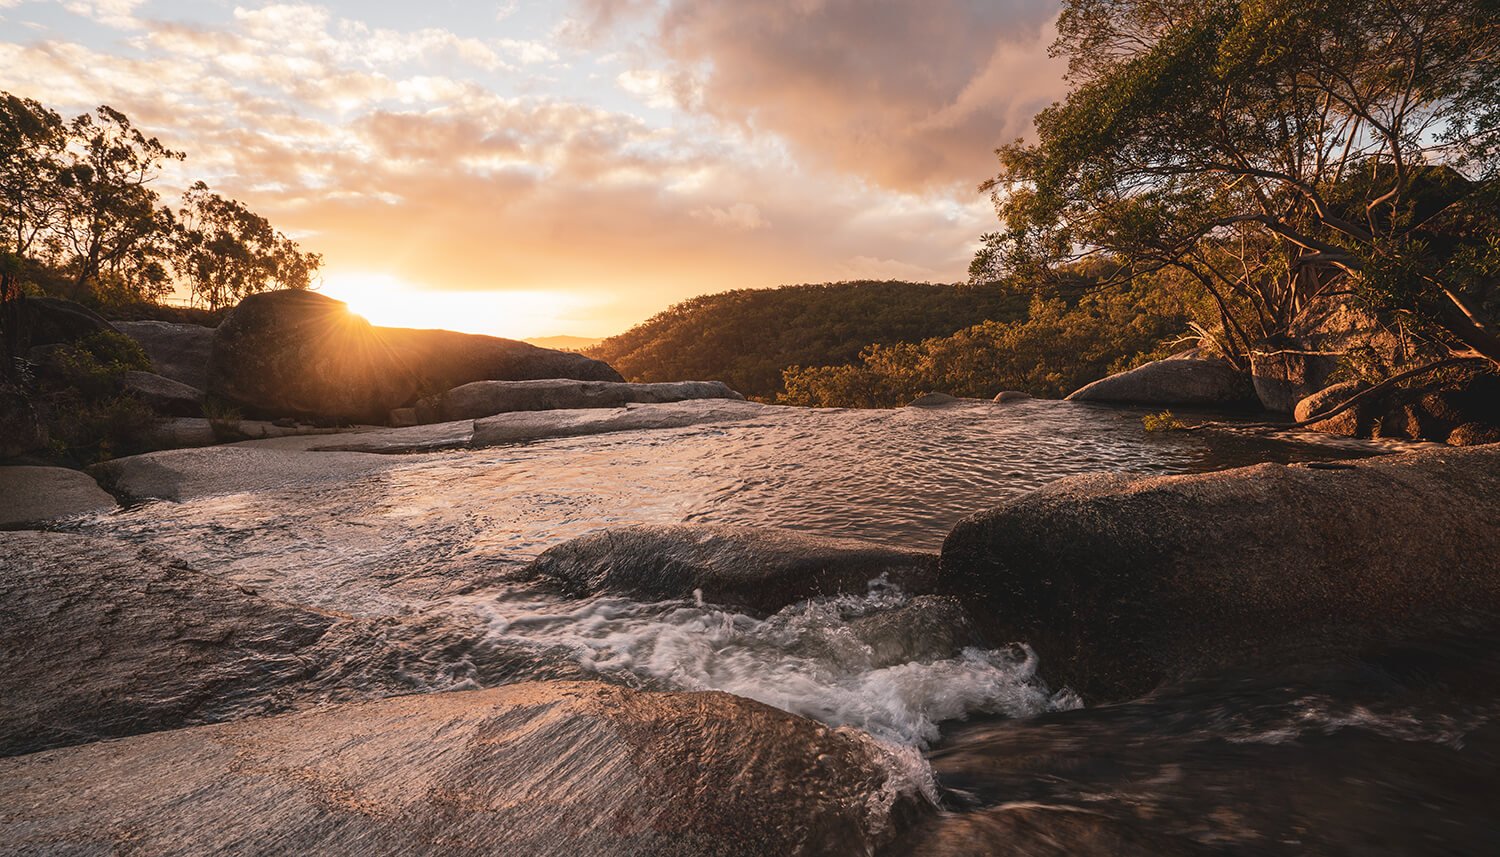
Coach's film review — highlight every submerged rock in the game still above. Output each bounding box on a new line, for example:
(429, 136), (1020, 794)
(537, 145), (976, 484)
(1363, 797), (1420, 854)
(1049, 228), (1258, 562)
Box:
(207, 290), (622, 424)
(113, 320), (215, 390)
(0, 466), (116, 527)
(428, 378), (744, 422)
(938, 446), (1500, 701)
(0, 681), (929, 857)
(1065, 358), (1254, 407)
(471, 399), (766, 446)
(524, 524), (937, 614)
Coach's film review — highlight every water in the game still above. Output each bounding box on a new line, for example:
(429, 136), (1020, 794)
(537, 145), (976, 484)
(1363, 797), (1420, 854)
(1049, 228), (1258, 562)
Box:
(54, 399), (1494, 852)
(73, 400), (1377, 744)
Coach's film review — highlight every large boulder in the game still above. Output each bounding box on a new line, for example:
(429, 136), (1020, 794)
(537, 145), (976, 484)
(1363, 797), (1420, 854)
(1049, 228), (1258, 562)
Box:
(0, 466), (115, 527)
(427, 378), (743, 422)
(471, 399), (766, 446)
(0, 531), (581, 756)
(1065, 358), (1254, 407)
(1293, 372), (1500, 443)
(122, 369), (205, 416)
(1249, 348), (1343, 413)
(0, 681), (929, 856)
(207, 290), (623, 424)
(8, 295), (115, 349)
(937, 446), (1500, 702)
(524, 524), (938, 614)
(113, 320), (215, 389)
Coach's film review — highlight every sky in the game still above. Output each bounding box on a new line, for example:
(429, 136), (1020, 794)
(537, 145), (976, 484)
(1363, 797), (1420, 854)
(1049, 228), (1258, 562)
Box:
(0, 0), (1066, 338)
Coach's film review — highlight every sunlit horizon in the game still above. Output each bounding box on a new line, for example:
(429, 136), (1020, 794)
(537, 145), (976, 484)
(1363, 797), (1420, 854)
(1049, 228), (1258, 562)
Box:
(319, 274), (600, 340)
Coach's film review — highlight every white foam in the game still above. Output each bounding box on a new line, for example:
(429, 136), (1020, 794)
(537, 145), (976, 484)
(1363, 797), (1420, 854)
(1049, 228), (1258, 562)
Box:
(470, 585), (1079, 748)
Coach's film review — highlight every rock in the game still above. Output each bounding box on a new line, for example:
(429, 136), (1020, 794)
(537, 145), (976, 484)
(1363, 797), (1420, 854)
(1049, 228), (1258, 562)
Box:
(0, 531), (585, 756)
(207, 290), (623, 424)
(1297, 372), (1500, 442)
(122, 369), (205, 416)
(472, 399), (766, 446)
(9, 296), (114, 349)
(1450, 422), (1500, 447)
(92, 445), (403, 501)
(1065, 358), (1254, 407)
(113, 320), (215, 389)
(1249, 348), (1342, 412)
(140, 417), (220, 450)
(389, 406), (418, 427)
(908, 392), (960, 407)
(937, 446), (1500, 702)
(992, 391), (1031, 403)
(0, 681), (929, 857)
(1294, 379), (1368, 423)
(430, 378), (744, 422)
(243, 420), (476, 454)
(0, 466), (115, 527)
(524, 524), (938, 614)
(847, 595), (988, 666)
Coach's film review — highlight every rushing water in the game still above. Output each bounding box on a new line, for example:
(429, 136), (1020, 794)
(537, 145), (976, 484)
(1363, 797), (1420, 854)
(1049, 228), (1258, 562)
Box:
(74, 400), (1379, 745)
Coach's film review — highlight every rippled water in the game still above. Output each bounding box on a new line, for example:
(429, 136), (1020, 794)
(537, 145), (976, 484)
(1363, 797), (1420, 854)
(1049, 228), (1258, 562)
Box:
(75, 400), (1376, 746)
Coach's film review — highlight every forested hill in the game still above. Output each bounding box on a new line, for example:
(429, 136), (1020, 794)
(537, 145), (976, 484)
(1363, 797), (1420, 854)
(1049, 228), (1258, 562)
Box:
(586, 281), (1027, 400)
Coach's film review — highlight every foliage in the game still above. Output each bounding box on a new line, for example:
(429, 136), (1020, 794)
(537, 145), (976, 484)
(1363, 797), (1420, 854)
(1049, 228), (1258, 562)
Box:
(0, 92), (321, 317)
(32, 330), (157, 464)
(1142, 410), (1187, 431)
(587, 281), (1031, 400)
(977, 0), (1500, 368)
(779, 274), (1201, 407)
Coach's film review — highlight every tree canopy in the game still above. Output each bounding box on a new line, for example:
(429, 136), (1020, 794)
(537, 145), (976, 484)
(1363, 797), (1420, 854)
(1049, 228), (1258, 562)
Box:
(975, 0), (1500, 368)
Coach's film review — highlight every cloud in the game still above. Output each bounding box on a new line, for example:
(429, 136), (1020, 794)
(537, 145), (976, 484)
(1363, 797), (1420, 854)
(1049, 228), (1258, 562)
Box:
(620, 0), (1066, 192)
(690, 202), (768, 231)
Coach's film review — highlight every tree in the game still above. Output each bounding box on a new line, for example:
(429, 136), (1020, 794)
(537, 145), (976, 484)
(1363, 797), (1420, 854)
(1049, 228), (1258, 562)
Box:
(173, 181), (321, 310)
(51, 105), (183, 300)
(977, 0), (1500, 369)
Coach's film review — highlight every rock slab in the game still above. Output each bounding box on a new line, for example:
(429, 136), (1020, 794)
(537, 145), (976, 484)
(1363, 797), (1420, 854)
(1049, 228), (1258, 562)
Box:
(938, 446), (1500, 701)
(0, 681), (927, 857)
(472, 399), (766, 446)
(429, 378), (743, 422)
(525, 524), (938, 614)
(113, 320), (215, 390)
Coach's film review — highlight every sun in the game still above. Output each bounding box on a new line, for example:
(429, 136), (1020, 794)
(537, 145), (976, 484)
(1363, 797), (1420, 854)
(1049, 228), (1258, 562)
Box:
(319, 273), (587, 341)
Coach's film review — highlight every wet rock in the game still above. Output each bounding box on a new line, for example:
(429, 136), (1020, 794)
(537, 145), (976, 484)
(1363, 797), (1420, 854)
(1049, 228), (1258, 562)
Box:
(0, 466), (115, 527)
(525, 524), (937, 614)
(848, 595), (987, 666)
(207, 290), (622, 424)
(1065, 358), (1255, 407)
(992, 391), (1031, 403)
(0, 681), (929, 857)
(113, 320), (215, 389)
(0, 531), (585, 756)
(92, 445), (402, 501)
(122, 369), (205, 416)
(938, 446), (1500, 701)
(472, 399), (766, 446)
(431, 378), (744, 421)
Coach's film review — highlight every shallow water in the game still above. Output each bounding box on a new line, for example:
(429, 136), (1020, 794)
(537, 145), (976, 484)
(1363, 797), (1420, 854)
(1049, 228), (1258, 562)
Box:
(74, 400), (1378, 745)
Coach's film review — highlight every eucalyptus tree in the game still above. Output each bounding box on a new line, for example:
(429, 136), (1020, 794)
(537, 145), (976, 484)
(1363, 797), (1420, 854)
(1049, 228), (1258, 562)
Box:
(974, 0), (1500, 369)
(174, 181), (321, 311)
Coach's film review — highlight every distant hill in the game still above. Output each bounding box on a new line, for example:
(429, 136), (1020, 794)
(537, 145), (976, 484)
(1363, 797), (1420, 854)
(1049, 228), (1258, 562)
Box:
(585, 281), (1027, 400)
(525, 335), (604, 352)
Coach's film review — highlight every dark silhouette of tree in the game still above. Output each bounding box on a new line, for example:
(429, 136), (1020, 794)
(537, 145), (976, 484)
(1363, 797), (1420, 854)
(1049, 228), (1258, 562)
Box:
(175, 182), (321, 311)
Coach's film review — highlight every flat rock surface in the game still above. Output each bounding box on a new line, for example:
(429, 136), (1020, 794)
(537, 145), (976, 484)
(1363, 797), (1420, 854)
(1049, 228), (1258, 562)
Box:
(123, 369), (205, 416)
(938, 445), (1500, 701)
(434, 378), (743, 421)
(0, 466), (115, 527)
(0, 681), (928, 857)
(524, 523), (938, 613)
(91, 445), (406, 501)
(241, 420), (475, 453)
(472, 399), (767, 446)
